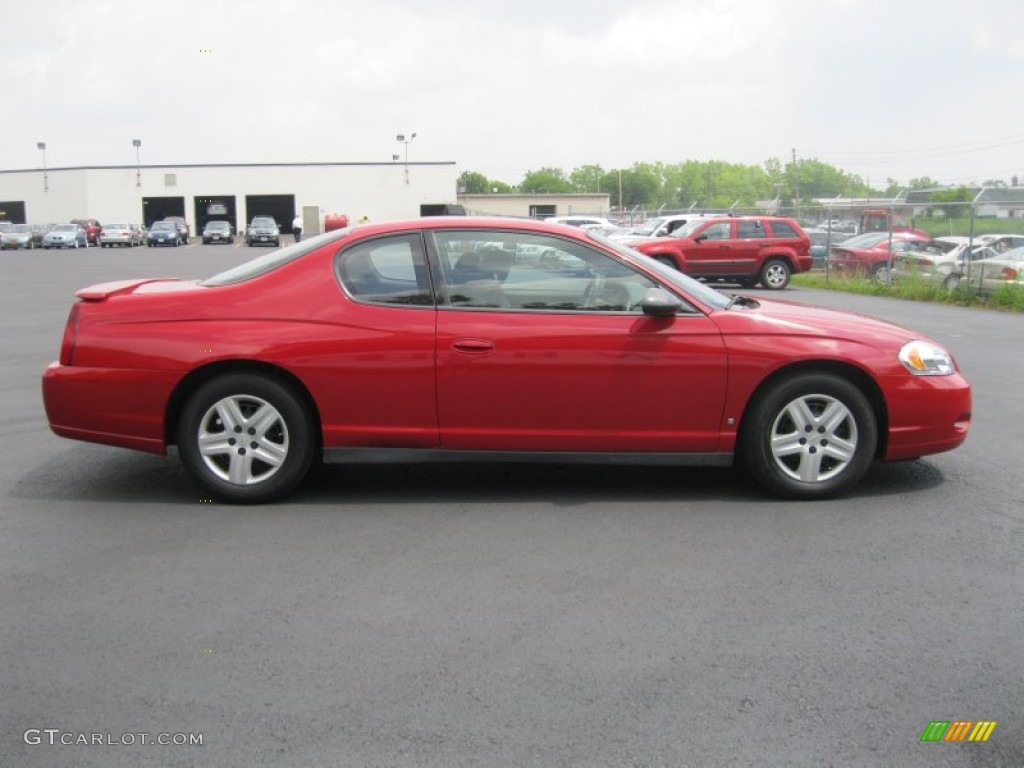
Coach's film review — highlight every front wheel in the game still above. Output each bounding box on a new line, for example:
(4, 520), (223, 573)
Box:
(943, 273), (961, 290)
(176, 374), (315, 503)
(759, 259), (791, 290)
(741, 373), (877, 499)
(871, 263), (891, 283)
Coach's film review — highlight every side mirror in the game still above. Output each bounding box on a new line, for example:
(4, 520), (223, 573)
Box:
(693, 234), (707, 243)
(641, 288), (682, 317)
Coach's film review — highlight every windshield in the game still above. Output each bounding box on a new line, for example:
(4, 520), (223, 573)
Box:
(588, 232), (731, 310)
(55, 224), (77, 231)
(206, 222), (230, 229)
(835, 232), (893, 248)
(11, 224), (31, 233)
(628, 217), (668, 237)
(151, 222), (175, 231)
(202, 229), (350, 287)
(105, 224), (128, 230)
(251, 218), (276, 227)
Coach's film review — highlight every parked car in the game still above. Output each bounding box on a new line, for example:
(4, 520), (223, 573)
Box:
(0, 223), (36, 250)
(544, 215), (618, 229)
(162, 216), (190, 244)
(804, 228), (853, 268)
(31, 224), (58, 248)
(41, 216), (971, 504)
(627, 215), (812, 289)
(0, 222), (12, 234)
(246, 216), (280, 247)
(957, 246), (1024, 293)
(42, 224), (89, 249)
(70, 219), (102, 245)
(610, 213), (714, 243)
(99, 223), (142, 248)
(202, 221), (234, 244)
(891, 241), (991, 289)
(826, 232), (948, 282)
(146, 221), (182, 247)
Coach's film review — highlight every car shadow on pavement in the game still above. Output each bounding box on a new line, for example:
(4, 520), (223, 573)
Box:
(11, 445), (948, 507)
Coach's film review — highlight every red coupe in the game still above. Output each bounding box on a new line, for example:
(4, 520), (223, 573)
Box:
(827, 232), (950, 282)
(42, 217), (971, 503)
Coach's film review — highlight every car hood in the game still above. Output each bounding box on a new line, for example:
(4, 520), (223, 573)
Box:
(712, 296), (919, 347)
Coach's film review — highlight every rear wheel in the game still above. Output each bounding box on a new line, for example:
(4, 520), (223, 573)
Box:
(759, 259), (791, 290)
(177, 374), (315, 503)
(741, 372), (877, 499)
(871, 262), (891, 283)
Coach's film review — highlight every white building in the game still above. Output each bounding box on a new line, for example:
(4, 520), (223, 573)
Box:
(0, 161), (459, 236)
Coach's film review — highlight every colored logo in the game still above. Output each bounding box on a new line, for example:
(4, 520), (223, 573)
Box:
(921, 721), (997, 742)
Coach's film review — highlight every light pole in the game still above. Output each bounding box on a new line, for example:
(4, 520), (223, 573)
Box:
(37, 142), (48, 192)
(132, 139), (142, 187)
(396, 132), (416, 184)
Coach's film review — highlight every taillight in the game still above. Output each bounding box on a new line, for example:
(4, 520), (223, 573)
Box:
(918, 258), (933, 267)
(1001, 267), (1018, 280)
(59, 303), (81, 366)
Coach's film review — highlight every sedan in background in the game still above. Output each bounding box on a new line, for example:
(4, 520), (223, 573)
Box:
(42, 224), (89, 249)
(99, 223), (142, 247)
(146, 221), (182, 247)
(826, 232), (947, 282)
(958, 246), (1024, 293)
(1, 223), (36, 250)
(246, 216), (280, 247)
(31, 224), (58, 247)
(202, 221), (234, 244)
(71, 219), (102, 245)
(42, 217), (971, 504)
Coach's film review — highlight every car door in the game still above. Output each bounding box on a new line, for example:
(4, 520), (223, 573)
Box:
(326, 232), (440, 447)
(684, 220), (736, 277)
(733, 219), (771, 274)
(429, 229), (729, 452)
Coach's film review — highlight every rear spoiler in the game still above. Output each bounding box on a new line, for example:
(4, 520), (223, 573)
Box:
(75, 278), (181, 301)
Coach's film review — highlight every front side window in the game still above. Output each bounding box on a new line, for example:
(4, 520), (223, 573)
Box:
(432, 231), (657, 312)
(337, 233), (433, 307)
(698, 222), (732, 241)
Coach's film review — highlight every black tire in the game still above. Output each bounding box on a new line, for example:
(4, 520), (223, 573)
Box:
(758, 258), (791, 290)
(651, 255), (677, 269)
(176, 373), (315, 503)
(871, 262), (891, 283)
(741, 372), (877, 499)
(943, 273), (961, 290)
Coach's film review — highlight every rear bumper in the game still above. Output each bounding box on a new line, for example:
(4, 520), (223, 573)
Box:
(42, 362), (182, 455)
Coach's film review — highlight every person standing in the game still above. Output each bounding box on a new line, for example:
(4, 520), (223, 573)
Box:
(292, 213), (303, 243)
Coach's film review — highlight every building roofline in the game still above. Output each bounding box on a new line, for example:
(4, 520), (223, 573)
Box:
(0, 161), (456, 175)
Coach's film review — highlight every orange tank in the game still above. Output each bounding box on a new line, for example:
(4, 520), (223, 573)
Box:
(324, 214), (349, 232)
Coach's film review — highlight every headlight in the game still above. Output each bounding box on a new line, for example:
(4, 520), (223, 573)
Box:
(899, 340), (954, 376)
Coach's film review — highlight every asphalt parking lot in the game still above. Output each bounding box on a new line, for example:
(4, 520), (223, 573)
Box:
(2, 243), (1021, 767)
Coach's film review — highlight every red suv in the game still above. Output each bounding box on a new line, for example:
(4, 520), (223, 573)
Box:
(630, 216), (811, 289)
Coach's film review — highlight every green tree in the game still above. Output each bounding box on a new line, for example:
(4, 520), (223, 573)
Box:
(569, 164), (605, 193)
(458, 171), (491, 194)
(519, 167), (573, 194)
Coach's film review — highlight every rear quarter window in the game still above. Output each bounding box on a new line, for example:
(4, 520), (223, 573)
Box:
(768, 221), (799, 239)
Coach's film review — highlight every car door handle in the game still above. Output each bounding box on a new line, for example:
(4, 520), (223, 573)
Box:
(452, 338), (495, 354)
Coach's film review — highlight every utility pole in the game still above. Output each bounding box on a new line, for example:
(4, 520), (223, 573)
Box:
(791, 148), (799, 218)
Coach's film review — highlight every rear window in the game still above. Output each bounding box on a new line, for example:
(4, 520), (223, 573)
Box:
(768, 221), (799, 238)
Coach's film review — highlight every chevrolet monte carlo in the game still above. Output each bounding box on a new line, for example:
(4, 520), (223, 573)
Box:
(42, 217), (971, 503)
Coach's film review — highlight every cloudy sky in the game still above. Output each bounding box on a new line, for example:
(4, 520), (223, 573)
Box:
(6, 0), (1023, 187)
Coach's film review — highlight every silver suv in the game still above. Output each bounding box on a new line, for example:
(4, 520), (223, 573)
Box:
(246, 216), (280, 247)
